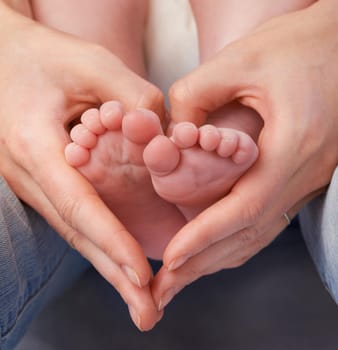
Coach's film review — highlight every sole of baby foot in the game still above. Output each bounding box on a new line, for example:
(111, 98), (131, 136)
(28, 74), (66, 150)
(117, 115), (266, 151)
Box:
(144, 122), (258, 220)
(65, 101), (186, 260)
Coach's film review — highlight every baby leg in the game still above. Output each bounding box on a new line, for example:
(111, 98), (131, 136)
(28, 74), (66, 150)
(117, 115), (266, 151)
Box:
(191, 0), (316, 63)
(3, 0), (33, 17)
(31, 0), (148, 75)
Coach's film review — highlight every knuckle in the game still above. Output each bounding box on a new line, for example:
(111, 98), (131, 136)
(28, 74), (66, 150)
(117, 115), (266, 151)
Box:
(169, 78), (193, 106)
(229, 229), (269, 269)
(100, 241), (116, 260)
(58, 195), (84, 231)
(138, 83), (165, 117)
(237, 226), (261, 245)
(242, 199), (265, 225)
(237, 230), (253, 245)
(231, 190), (266, 226)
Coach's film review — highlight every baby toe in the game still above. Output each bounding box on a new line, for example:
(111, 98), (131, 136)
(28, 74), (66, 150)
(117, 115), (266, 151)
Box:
(99, 101), (123, 130)
(217, 129), (239, 158)
(199, 124), (221, 151)
(81, 108), (106, 135)
(144, 135), (180, 176)
(70, 124), (97, 149)
(232, 131), (258, 165)
(65, 143), (90, 167)
(172, 122), (198, 148)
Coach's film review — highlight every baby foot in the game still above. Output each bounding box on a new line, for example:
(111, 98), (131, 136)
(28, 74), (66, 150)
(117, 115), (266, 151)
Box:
(65, 101), (186, 260)
(143, 122), (258, 220)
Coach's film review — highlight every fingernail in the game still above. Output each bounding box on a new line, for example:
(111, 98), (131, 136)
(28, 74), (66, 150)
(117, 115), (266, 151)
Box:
(156, 310), (164, 323)
(121, 265), (141, 288)
(128, 306), (143, 331)
(158, 288), (177, 311)
(167, 255), (189, 271)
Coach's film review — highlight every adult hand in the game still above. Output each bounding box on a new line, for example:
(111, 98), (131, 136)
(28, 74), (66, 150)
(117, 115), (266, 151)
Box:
(152, 0), (338, 310)
(0, 3), (164, 330)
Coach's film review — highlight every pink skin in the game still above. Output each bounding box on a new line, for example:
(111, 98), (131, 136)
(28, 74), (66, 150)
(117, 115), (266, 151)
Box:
(65, 101), (186, 260)
(143, 121), (258, 220)
(65, 101), (258, 258)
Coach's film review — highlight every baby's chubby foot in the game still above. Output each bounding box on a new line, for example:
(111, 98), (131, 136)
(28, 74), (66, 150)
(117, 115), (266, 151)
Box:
(143, 122), (258, 220)
(65, 101), (185, 260)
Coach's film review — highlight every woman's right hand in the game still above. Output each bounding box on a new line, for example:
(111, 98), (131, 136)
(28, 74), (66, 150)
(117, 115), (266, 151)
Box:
(151, 0), (338, 311)
(0, 3), (164, 330)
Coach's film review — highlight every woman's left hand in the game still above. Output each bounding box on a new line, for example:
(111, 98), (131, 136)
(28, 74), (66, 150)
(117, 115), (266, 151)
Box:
(152, 0), (338, 310)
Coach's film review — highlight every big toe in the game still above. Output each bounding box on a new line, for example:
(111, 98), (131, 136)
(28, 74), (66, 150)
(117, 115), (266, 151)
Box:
(122, 108), (163, 145)
(144, 135), (180, 176)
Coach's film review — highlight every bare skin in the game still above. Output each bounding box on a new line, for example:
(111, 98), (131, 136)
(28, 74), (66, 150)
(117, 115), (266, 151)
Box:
(143, 119), (258, 220)
(144, 0), (314, 220)
(31, 0), (147, 76)
(26, 0), (320, 330)
(65, 102), (186, 259)
(32, 0), (186, 260)
(0, 0), (167, 331)
(152, 0), (325, 312)
(61, 0), (314, 259)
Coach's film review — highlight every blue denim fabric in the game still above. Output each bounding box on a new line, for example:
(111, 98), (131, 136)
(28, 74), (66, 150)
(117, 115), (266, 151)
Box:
(0, 177), (89, 350)
(300, 166), (338, 304)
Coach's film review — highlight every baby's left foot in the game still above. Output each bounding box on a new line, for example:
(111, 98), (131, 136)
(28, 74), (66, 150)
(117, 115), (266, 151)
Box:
(64, 102), (186, 260)
(143, 122), (258, 219)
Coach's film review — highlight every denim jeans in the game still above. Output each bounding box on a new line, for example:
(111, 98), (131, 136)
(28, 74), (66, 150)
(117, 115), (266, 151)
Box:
(0, 177), (89, 350)
(1, 166), (338, 350)
(300, 166), (338, 303)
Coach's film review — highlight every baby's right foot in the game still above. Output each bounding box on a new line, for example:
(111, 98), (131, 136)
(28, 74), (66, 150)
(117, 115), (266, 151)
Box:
(144, 122), (258, 220)
(65, 102), (186, 260)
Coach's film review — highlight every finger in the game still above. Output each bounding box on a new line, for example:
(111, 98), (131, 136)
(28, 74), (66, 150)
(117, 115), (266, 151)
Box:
(4, 161), (162, 329)
(45, 163), (153, 287)
(152, 218), (283, 312)
(78, 49), (166, 120)
(78, 237), (163, 331)
(169, 41), (257, 125)
(9, 120), (153, 288)
(161, 119), (309, 271)
(152, 210), (282, 308)
(152, 192), (316, 311)
(195, 195), (311, 277)
(162, 143), (324, 274)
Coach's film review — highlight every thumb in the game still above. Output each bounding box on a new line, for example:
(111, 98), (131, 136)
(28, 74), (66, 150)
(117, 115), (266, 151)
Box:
(82, 50), (166, 119)
(169, 42), (255, 126)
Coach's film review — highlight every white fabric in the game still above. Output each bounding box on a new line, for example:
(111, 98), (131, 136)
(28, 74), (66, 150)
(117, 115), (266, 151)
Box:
(145, 0), (199, 103)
